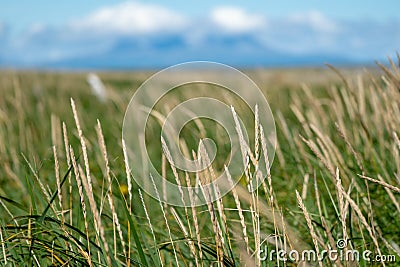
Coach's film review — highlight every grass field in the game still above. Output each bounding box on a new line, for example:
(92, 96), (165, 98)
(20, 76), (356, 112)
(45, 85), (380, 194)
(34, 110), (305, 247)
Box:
(0, 60), (399, 266)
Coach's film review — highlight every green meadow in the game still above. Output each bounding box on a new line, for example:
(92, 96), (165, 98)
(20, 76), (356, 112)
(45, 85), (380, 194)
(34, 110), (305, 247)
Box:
(0, 61), (399, 266)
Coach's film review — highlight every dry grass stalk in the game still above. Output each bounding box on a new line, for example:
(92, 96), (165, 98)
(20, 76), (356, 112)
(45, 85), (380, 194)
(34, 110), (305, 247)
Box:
(335, 168), (348, 242)
(394, 139), (400, 186)
(122, 139), (132, 267)
(3, 163), (24, 193)
(394, 132), (400, 152)
(162, 154), (168, 208)
(315, 136), (337, 177)
(186, 162), (203, 264)
(62, 122), (73, 225)
(0, 199), (18, 226)
(70, 99), (95, 195)
(70, 99), (111, 265)
(13, 77), (26, 152)
(254, 104), (260, 166)
(0, 226), (6, 265)
(341, 189), (384, 265)
(138, 189), (164, 266)
(226, 166), (250, 253)
(295, 190), (323, 267)
(52, 146), (64, 223)
(313, 173), (322, 223)
(170, 206), (198, 266)
(96, 120), (127, 258)
(78, 165), (111, 265)
(51, 114), (62, 150)
(122, 139), (133, 212)
(198, 138), (230, 251)
(197, 141), (224, 265)
(21, 153), (52, 203)
(149, 173), (180, 265)
(377, 175), (400, 213)
(290, 104), (312, 138)
(161, 136), (186, 206)
(300, 136), (336, 178)
(259, 125), (272, 202)
(234, 183), (306, 253)
(379, 234), (400, 258)
(335, 122), (363, 171)
(301, 173), (309, 200)
(377, 62), (400, 88)
(310, 124), (339, 163)
(358, 174), (400, 193)
(320, 216), (343, 267)
(214, 181), (233, 261)
(161, 137), (196, 257)
(231, 106), (261, 264)
(69, 146), (93, 267)
(231, 106), (249, 169)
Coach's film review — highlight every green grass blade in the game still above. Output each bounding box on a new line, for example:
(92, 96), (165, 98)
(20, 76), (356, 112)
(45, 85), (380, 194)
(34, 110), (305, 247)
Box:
(39, 163), (74, 223)
(120, 189), (148, 266)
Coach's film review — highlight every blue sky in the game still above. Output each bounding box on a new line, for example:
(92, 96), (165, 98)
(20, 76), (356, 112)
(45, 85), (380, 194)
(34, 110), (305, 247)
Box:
(0, 1), (399, 69)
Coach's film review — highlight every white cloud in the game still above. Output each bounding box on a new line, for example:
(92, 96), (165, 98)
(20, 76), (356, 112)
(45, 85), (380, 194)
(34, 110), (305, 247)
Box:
(2, 3), (398, 67)
(0, 22), (6, 36)
(71, 1), (187, 35)
(29, 23), (46, 34)
(288, 11), (338, 33)
(210, 7), (266, 33)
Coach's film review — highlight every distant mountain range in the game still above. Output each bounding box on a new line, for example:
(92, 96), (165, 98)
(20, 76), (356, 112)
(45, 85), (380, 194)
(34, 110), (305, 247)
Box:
(0, 34), (381, 70)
